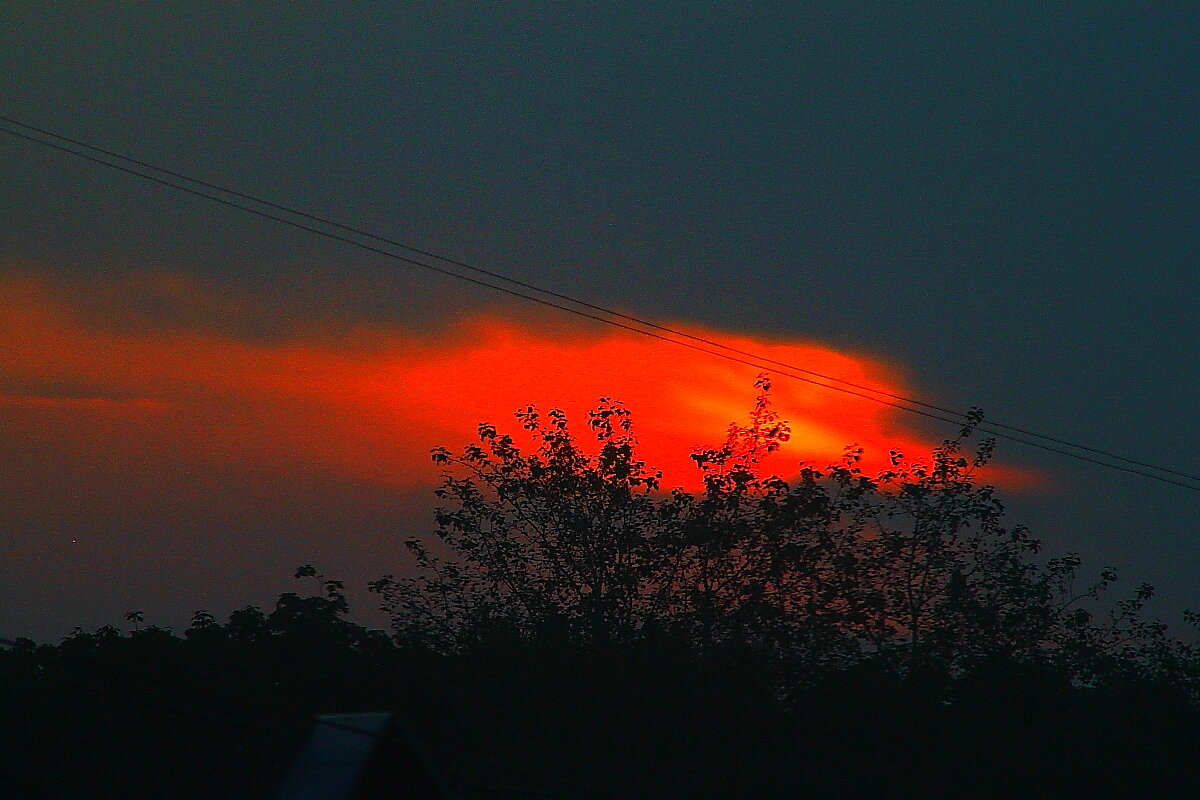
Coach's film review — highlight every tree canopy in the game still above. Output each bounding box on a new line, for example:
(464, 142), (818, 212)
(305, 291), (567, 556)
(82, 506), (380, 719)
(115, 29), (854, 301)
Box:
(371, 378), (1199, 697)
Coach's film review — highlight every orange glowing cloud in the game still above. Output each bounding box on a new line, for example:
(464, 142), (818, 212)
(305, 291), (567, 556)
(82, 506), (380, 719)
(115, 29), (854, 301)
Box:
(0, 271), (1027, 494)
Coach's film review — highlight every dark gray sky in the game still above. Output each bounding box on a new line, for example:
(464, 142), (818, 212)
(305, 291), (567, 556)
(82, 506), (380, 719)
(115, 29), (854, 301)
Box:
(2, 4), (1197, 640)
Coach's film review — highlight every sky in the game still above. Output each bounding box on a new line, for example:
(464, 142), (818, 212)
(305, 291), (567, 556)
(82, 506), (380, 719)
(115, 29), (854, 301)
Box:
(1, 4), (1197, 641)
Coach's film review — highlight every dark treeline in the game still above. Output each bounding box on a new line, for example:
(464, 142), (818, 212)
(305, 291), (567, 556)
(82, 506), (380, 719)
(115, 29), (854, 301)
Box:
(4, 385), (1200, 798)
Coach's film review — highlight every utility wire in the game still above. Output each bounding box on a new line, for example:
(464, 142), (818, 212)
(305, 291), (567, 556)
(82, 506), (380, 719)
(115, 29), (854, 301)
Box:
(2, 115), (1198, 493)
(6, 112), (1195, 485)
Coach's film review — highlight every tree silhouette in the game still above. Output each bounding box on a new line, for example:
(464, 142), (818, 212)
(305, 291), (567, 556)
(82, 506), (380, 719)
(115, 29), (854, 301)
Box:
(371, 378), (1199, 696)
(6, 380), (1200, 798)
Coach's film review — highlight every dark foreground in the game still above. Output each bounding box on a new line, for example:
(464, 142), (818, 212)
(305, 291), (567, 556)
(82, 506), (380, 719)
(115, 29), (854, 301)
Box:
(3, 598), (1198, 800)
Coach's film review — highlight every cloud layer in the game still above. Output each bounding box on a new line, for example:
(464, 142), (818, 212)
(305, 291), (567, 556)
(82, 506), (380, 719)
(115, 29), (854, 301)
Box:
(0, 271), (965, 492)
(0, 269), (1037, 640)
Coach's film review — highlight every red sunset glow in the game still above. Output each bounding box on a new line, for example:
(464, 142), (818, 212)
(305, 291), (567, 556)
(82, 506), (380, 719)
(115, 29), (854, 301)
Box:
(0, 272), (1030, 493)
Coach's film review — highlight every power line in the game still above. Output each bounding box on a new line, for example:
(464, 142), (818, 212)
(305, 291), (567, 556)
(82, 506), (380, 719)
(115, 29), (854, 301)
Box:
(2, 115), (1198, 493)
(7, 113), (1196, 485)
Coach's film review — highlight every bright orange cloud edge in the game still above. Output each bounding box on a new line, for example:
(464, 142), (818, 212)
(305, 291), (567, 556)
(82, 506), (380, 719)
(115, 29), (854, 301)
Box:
(0, 270), (1042, 494)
